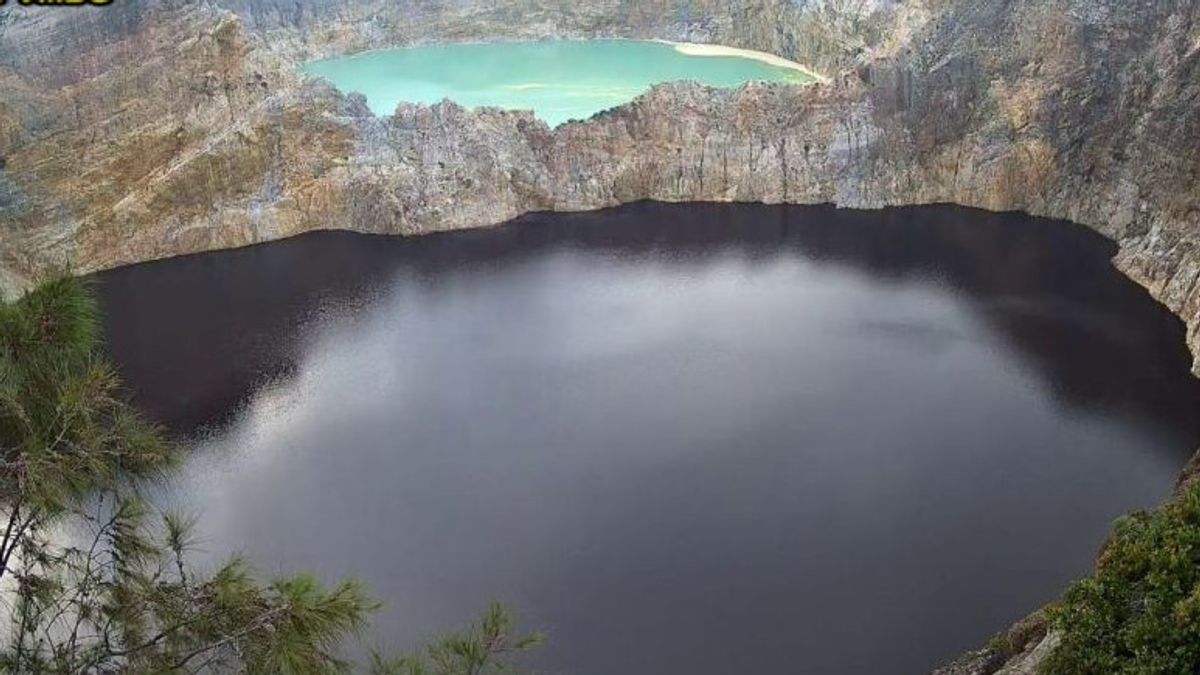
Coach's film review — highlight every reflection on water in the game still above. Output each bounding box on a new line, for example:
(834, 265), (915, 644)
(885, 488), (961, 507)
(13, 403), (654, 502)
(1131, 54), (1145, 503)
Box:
(97, 203), (1200, 675)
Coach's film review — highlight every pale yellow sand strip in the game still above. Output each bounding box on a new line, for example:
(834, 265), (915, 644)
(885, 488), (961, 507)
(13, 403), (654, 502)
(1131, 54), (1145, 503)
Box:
(657, 40), (830, 84)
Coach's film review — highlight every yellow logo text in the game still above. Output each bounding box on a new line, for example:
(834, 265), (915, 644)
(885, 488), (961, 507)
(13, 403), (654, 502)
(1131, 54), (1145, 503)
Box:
(0, 1), (115, 6)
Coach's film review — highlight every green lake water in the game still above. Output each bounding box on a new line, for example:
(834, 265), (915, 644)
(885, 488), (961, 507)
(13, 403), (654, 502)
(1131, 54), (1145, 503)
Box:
(303, 39), (814, 126)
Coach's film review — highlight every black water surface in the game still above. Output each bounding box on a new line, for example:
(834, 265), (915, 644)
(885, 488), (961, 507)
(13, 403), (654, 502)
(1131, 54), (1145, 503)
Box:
(96, 203), (1200, 675)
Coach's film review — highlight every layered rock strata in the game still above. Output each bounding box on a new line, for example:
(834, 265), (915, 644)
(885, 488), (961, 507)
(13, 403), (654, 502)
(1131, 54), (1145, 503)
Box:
(1, 2), (1195, 376)
(1, 2), (1198, 671)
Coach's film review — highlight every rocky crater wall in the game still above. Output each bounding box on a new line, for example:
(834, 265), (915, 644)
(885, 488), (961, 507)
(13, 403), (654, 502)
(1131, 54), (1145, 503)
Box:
(0, 4), (1198, 669)
(4, 0), (1194, 372)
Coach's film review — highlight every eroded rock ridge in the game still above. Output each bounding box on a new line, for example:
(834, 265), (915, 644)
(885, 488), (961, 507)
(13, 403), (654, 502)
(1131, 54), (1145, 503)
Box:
(1, 4), (1198, 669)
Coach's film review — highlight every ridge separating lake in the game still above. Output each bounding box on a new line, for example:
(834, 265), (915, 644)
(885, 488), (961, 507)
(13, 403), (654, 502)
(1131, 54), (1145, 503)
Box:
(95, 203), (1200, 675)
(302, 39), (816, 126)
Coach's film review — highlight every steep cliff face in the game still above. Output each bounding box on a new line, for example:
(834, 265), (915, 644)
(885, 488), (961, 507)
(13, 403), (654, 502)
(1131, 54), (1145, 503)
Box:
(1, 2), (1196, 374)
(210, 0), (895, 70)
(869, 0), (1200, 382)
(1, 1), (1198, 672)
(0, 0), (889, 290)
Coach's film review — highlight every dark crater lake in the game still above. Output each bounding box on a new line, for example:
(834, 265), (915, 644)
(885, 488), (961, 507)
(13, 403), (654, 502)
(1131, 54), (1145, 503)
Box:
(96, 203), (1200, 675)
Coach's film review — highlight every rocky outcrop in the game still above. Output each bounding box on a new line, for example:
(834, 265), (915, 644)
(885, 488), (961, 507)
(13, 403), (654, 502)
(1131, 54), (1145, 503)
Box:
(211, 0), (896, 71)
(1, 1), (1196, 375)
(0, 0), (891, 288)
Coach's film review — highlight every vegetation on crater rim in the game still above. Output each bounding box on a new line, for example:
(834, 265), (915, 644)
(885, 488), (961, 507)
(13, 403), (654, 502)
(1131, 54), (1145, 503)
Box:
(0, 277), (539, 674)
(1043, 481), (1200, 675)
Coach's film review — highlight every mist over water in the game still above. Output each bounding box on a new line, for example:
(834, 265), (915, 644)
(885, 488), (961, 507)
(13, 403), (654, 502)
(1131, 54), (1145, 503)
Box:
(97, 204), (1200, 675)
(303, 40), (813, 125)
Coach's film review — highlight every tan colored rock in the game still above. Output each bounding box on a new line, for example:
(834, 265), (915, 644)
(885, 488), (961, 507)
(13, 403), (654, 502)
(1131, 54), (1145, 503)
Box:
(2, 2), (1200, 673)
(4, 1), (1199, 375)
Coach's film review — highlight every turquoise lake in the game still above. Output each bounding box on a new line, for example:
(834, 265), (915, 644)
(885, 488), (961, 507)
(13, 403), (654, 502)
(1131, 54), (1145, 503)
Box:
(303, 40), (815, 126)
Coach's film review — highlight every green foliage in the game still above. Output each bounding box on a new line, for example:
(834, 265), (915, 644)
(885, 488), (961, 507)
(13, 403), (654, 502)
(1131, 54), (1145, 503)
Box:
(1, 277), (380, 673)
(0, 277), (173, 516)
(3, 500), (377, 674)
(370, 603), (543, 675)
(1043, 483), (1200, 674)
(1, 276), (541, 674)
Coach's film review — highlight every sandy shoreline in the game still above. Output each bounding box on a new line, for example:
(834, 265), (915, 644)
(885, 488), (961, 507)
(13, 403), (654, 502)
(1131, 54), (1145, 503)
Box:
(307, 38), (831, 85)
(657, 40), (830, 84)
